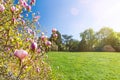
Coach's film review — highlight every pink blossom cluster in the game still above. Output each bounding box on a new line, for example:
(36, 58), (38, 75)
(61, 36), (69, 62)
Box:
(40, 33), (52, 47)
(52, 28), (58, 38)
(0, 0), (54, 79)
(0, 0), (36, 13)
(13, 28), (58, 61)
(0, 0), (39, 27)
(0, 4), (5, 12)
(19, 0), (35, 12)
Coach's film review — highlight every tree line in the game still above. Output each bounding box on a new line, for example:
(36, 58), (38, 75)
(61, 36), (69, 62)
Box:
(38, 27), (120, 52)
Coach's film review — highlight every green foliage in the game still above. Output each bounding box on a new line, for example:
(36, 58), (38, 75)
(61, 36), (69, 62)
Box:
(79, 28), (96, 51)
(96, 27), (114, 46)
(62, 34), (73, 51)
(79, 27), (120, 52)
(49, 52), (120, 80)
(69, 39), (79, 52)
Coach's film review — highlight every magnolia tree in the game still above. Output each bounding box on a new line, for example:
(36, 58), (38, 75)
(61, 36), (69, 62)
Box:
(0, 0), (57, 80)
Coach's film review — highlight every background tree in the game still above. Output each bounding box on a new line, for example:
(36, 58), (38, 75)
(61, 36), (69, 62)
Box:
(111, 32), (120, 51)
(79, 28), (96, 51)
(62, 34), (72, 51)
(95, 27), (117, 51)
(69, 39), (79, 52)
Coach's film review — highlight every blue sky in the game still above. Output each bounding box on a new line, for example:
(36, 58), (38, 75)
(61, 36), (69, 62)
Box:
(32, 0), (120, 40)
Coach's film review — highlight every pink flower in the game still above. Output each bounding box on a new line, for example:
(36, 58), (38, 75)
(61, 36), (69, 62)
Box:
(0, 4), (5, 12)
(33, 16), (40, 22)
(41, 35), (46, 41)
(53, 33), (58, 38)
(14, 49), (28, 60)
(11, 6), (16, 12)
(26, 5), (31, 12)
(20, 0), (28, 8)
(7, 48), (10, 51)
(30, 0), (36, 5)
(36, 67), (40, 73)
(31, 42), (37, 51)
(27, 28), (32, 34)
(31, 0), (36, 2)
(12, 17), (16, 24)
(27, 28), (35, 35)
(26, 38), (30, 42)
(19, 0), (23, 4)
(31, 31), (36, 35)
(37, 48), (41, 53)
(5, 47), (10, 52)
(45, 41), (51, 46)
(52, 28), (57, 33)
(23, 2), (28, 8)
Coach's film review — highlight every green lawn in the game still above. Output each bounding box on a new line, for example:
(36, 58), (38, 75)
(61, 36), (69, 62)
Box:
(48, 52), (120, 80)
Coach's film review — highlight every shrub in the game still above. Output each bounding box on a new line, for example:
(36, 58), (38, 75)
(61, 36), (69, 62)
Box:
(0, 0), (56, 80)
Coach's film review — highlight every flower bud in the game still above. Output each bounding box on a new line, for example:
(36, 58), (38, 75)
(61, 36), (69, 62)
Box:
(31, 31), (36, 35)
(45, 41), (51, 47)
(30, 0), (36, 5)
(53, 33), (58, 38)
(25, 38), (29, 42)
(0, 4), (5, 12)
(22, 1), (28, 8)
(10, 6), (16, 12)
(52, 28), (57, 33)
(26, 5), (31, 12)
(31, 42), (37, 51)
(19, 0), (23, 4)
(41, 36), (45, 41)
(36, 67), (40, 73)
(41, 35), (47, 41)
(37, 48), (41, 53)
(14, 49), (28, 60)
(12, 17), (16, 24)
(7, 48), (10, 51)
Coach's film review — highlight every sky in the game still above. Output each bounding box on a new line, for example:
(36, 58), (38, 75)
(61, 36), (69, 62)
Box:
(33, 0), (120, 40)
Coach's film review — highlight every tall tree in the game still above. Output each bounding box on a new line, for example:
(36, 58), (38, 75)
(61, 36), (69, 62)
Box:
(79, 28), (96, 51)
(69, 39), (79, 52)
(62, 34), (72, 51)
(95, 27), (116, 51)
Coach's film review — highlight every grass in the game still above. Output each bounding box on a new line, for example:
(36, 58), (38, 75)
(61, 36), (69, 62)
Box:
(48, 52), (120, 80)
